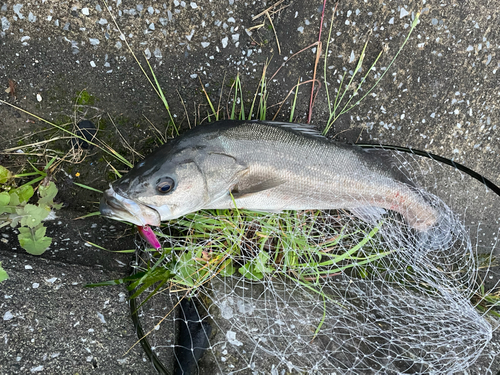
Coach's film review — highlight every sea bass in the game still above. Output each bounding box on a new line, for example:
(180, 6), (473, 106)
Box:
(100, 120), (437, 231)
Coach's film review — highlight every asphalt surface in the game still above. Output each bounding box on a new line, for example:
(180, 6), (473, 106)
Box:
(1, 0), (499, 373)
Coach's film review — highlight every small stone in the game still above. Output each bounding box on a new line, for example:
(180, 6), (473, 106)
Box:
(13, 4), (24, 19)
(1, 17), (10, 31)
(3, 311), (14, 321)
(82, 7), (89, 15)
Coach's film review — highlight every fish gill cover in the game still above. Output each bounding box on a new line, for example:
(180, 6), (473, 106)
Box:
(128, 147), (499, 374)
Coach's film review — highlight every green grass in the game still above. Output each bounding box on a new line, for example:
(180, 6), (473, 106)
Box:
(161, 209), (390, 286)
(3, 5), (498, 350)
(322, 12), (421, 135)
(0, 6), (423, 300)
(87, 52), (396, 307)
(6, 5), (495, 321)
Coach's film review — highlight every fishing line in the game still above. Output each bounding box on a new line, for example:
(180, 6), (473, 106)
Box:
(356, 143), (500, 197)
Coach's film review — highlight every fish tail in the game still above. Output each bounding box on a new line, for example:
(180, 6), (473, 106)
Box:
(378, 186), (461, 251)
(409, 192), (464, 251)
(417, 205), (464, 251)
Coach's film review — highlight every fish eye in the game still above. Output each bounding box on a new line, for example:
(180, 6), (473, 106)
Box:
(156, 177), (175, 194)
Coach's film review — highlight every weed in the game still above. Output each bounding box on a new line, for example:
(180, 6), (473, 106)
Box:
(82, 8), (424, 306)
(74, 89), (97, 106)
(0, 160), (63, 281)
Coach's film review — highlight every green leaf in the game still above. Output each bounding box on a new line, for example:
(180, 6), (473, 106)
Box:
(9, 214), (21, 227)
(173, 252), (197, 286)
(238, 263), (263, 281)
(85, 271), (149, 288)
(0, 166), (11, 184)
(254, 251), (274, 275)
(0, 192), (9, 206)
(219, 259), (235, 276)
(14, 185), (34, 204)
(38, 182), (58, 208)
(0, 192), (12, 214)
(17, 204), (50, 228)
(33, 224), (48, 240)
(0, 262), (9, 282)
(18, 226), (52, 255)
(9, 192), (20, 206)
(238, 251), (275, 281)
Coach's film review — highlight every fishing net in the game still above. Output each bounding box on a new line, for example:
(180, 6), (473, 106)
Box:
(129, 148), (500, 374)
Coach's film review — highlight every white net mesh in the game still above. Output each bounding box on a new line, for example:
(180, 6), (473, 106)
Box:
(130, 149), (500, 374)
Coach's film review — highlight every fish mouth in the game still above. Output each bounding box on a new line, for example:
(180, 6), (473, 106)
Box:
(100, 185), (162, 226)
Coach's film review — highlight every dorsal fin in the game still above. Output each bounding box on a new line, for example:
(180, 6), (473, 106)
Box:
(252, 120), (327, 139)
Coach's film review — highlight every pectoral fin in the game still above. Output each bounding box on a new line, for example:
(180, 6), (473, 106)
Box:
(231, 178), (285, 199)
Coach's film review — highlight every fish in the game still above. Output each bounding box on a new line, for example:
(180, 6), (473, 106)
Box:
(100, 120), (438, 231)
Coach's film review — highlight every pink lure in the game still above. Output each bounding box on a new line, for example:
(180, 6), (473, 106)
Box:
(137, 225), (162, 251)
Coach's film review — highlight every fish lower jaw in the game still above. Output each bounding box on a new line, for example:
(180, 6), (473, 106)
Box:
(115, 214), (158, 226)
(99, 195), (162, 226)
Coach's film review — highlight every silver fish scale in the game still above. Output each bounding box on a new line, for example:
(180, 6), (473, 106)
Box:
(102, 120), (438, 230)
(205, 122), (437, 230)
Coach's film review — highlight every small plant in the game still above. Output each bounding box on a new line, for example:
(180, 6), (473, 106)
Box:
(0, 161), (62, 270)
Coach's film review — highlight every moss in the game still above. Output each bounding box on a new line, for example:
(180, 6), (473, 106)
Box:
(53, 115), (72, 126)
(107, 171), (118, 181)
(96, 118), (108, 131)
(116, 116), (131, 127)
(73, 89), (97, 106)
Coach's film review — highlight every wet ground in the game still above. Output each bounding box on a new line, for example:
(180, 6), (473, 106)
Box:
(1, 0), (499, 373)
